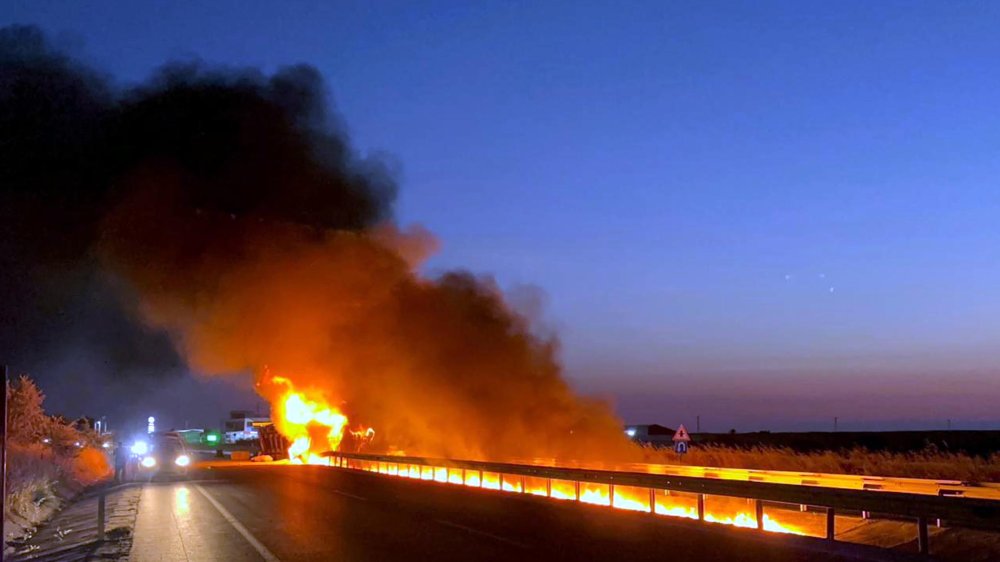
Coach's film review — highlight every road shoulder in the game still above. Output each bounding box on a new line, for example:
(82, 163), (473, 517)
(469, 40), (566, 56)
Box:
(7, 483), (141, 561)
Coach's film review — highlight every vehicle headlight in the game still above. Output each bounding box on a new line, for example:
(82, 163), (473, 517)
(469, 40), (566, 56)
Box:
(141, 456), (156, 468)
(131, 441), (149, 456)
(175, 455), (190, 467)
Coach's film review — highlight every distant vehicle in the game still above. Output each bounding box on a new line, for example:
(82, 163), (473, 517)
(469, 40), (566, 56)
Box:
(136, 432), (193, 477)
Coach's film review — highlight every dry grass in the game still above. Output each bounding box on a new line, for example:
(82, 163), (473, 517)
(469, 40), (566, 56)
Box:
(5, 444), (64, 527)
(6, 478), (57, 528)
(6, 444), (63, 494)
(643, 444), (1000, 483)
(4, 442), (111, 545)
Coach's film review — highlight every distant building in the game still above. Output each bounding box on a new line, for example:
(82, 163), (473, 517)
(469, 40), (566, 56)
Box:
(624, 424), (676, 446)
(224, 411), (271, 444)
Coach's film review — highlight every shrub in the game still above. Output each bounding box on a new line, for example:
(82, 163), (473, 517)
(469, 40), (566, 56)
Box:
(4, 375), (112, 540)
(46, 417), (84, 456)
(6, 375), (48, 445)
(72, 446), (112, 485)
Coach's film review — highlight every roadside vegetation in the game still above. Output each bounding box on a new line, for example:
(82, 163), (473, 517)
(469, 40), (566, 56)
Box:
(4, 375), (111, 543)
(644, 444), (1000, 483)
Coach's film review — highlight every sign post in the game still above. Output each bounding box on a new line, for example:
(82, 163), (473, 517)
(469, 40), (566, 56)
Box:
(2, 365), (7, 544)
(672, 423), (691, 456)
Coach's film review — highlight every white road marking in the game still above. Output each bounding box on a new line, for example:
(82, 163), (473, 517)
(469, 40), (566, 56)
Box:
(435, 519), (530, 549)
(195, 484), (281, 562)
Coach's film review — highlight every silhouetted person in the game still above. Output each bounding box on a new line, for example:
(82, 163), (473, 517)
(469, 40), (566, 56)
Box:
(114, 441), (128, 483)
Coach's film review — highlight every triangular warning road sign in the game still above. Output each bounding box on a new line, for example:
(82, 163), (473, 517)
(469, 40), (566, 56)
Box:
(672, 424), (691, 442)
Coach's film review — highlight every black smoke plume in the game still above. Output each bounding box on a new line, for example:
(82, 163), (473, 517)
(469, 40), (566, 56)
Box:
(1, 25), (633, 460)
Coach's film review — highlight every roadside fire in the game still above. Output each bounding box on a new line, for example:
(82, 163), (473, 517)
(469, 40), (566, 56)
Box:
(342, 458), (803, 536)
(264, 375), (348, 465)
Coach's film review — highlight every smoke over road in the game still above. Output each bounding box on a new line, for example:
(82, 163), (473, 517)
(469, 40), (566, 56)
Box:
(1, 25), (635, 461)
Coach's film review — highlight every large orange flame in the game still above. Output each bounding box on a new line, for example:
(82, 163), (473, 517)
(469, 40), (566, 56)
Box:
(269, 375), (348, 465)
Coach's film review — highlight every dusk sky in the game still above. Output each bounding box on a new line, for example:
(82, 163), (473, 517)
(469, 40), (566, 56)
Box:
(7, 1), (1000, 431)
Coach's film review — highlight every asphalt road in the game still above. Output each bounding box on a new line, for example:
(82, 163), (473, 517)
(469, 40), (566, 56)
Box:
(125, 463), (919, 562)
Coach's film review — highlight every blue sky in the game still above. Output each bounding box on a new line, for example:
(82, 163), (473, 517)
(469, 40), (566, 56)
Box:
(8, 1), (1000, 430)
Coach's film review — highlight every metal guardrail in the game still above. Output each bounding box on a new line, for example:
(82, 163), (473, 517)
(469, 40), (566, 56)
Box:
(492, 458), (1000, 500)
(328, 451), (1000, 555)
(597, 462), (1000, 500)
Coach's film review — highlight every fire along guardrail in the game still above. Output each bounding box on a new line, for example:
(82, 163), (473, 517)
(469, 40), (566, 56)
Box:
(327, 451), (1000, 555)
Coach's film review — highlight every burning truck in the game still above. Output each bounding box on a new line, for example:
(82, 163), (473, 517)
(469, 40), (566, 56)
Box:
(257, 373), (374, 462)
(258, 423), (375, 462)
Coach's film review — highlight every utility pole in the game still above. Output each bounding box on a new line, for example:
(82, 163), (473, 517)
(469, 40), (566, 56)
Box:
(696, 415), (701, 433)
(947, 419), (952, 431)
(833, 417), (838, 432)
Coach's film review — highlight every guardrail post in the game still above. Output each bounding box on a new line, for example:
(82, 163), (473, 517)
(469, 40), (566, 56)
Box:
(697, 493), (705, 521)
(755, 499), (764, 530)
(649, 487), (656, 514)
(826, 508), (835, 540)
(917, 516), (929, 555)
(97, 492), (106, 541)
(575, 480), (580, 501)
(609, 482), (615, 508)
